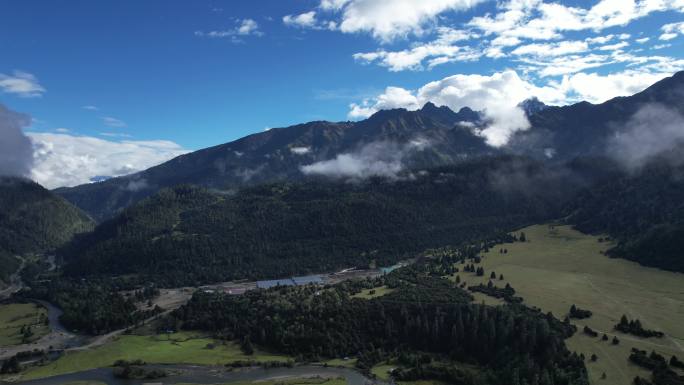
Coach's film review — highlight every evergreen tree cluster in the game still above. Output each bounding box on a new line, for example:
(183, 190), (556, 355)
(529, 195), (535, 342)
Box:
(566, 162), (684, 273)
(169, 267), (587, 385)
(61, 159), (566, 287)
(568, 305), (592, 320)
(615, 315), (664, 338)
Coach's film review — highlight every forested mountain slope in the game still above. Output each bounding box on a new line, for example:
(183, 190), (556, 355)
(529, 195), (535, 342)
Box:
(566, 160), (684, 272)
(0, 177), (94, 284)
(56, 72), (684, 222)
(56, 103), (490, 221)
(62, 156), (582, 286)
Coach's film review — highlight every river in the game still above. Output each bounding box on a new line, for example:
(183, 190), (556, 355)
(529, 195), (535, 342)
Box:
(9, 365), (387, 385)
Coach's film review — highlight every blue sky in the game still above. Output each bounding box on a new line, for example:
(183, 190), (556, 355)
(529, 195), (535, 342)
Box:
(1, 0), (683, 188)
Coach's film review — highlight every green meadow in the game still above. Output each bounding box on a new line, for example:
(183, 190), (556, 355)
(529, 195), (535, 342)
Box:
(0, 303), (49, 346)
(451, 224), (684, 385)
(23, 332), (289, 380)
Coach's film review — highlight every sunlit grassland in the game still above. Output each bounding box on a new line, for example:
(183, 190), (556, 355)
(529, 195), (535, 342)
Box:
(351, 286), (395, 299)
(0, 303), (49, 346)
(449, 224), (684, 385)
(23, 332), (289, 380)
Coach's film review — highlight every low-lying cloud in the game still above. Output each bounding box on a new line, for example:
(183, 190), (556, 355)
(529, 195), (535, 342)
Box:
(29, 133), (189, 189)
(300, 139), (428, 179)
(608, 104), (684, 170)
(0, 103), (34, 177)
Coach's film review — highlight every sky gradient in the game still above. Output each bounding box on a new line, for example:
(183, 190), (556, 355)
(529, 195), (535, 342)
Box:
(1, 0), (683, 188)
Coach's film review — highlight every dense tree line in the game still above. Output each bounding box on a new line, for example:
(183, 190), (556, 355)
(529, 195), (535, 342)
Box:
(565, 161), (684, 272)
(169, 264), (587, 385)
(568, 305), (592, 320)
(17, 278), (160, 334)
(630, 349), (684, 385)
(62, 157), (573, 286)
(615, 315), (664, 338)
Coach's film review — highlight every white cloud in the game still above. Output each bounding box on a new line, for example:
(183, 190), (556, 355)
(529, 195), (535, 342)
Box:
(349, 86), (420, 119)
(28, 133), (189, 188)
(55, 128), (70, 133)
(608, 104), (684, 169)
(290, 146), (311, 154)
(586, 34), (616, 44)
(352, 27), (479, 71)
(554, 70), (671, 104)
(347, 69), (679, 146)
(597, 41), (629, 50)
(511, 40), (589, 57)
(349, 71), (557, 147)
(0, 71), (46, 98)
(660, 21), (684, 40)
(301, 140), (423, 179)
(237, 19), (260, 35)
(469, 0), (684, 44)
(102, 116), (127, 128)
(82, 105), (99, 111)
(283, 11), (319, 28)
(195, 18), (263, 41)
(636, 37), (651, 43)
(319, 0), (487, 42)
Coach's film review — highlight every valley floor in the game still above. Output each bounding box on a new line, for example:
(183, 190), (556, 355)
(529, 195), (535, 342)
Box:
(450, 224), (684, 385)
(5, 224), (684, 385)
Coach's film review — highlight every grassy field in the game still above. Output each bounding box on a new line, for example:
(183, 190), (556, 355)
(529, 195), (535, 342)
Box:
(351, 286), (395, 299)
(0, 303), (49, 346)
(371, 363), (396, 380)
(176, 378), (347, 385)
(322, 358), (358, 368)
(449, 224), (684, 385)
(23, 332), (289, 380)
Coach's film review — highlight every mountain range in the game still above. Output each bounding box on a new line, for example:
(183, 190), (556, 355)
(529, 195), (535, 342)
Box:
(56, 71), (684, 222)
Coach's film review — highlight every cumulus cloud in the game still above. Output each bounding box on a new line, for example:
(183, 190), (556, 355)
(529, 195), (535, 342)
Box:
(470, 0), (684, 42)
(608, 104), (684, 170)
(317, 0), (486, 42)
(0, 71), (46, 98)
(28, 133), (189, 188)
(0, 103), (34, 177)
(301, 139), (428, 179)
(349, 71), (566, 147)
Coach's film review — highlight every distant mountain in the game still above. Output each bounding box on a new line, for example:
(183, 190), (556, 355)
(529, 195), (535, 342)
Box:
(62, 156), (583, 286)
(57, 71), (684, 221)
(510, 71), (684, 160)
(0, 177), (94, 284)
(56, 103), (491, 221)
